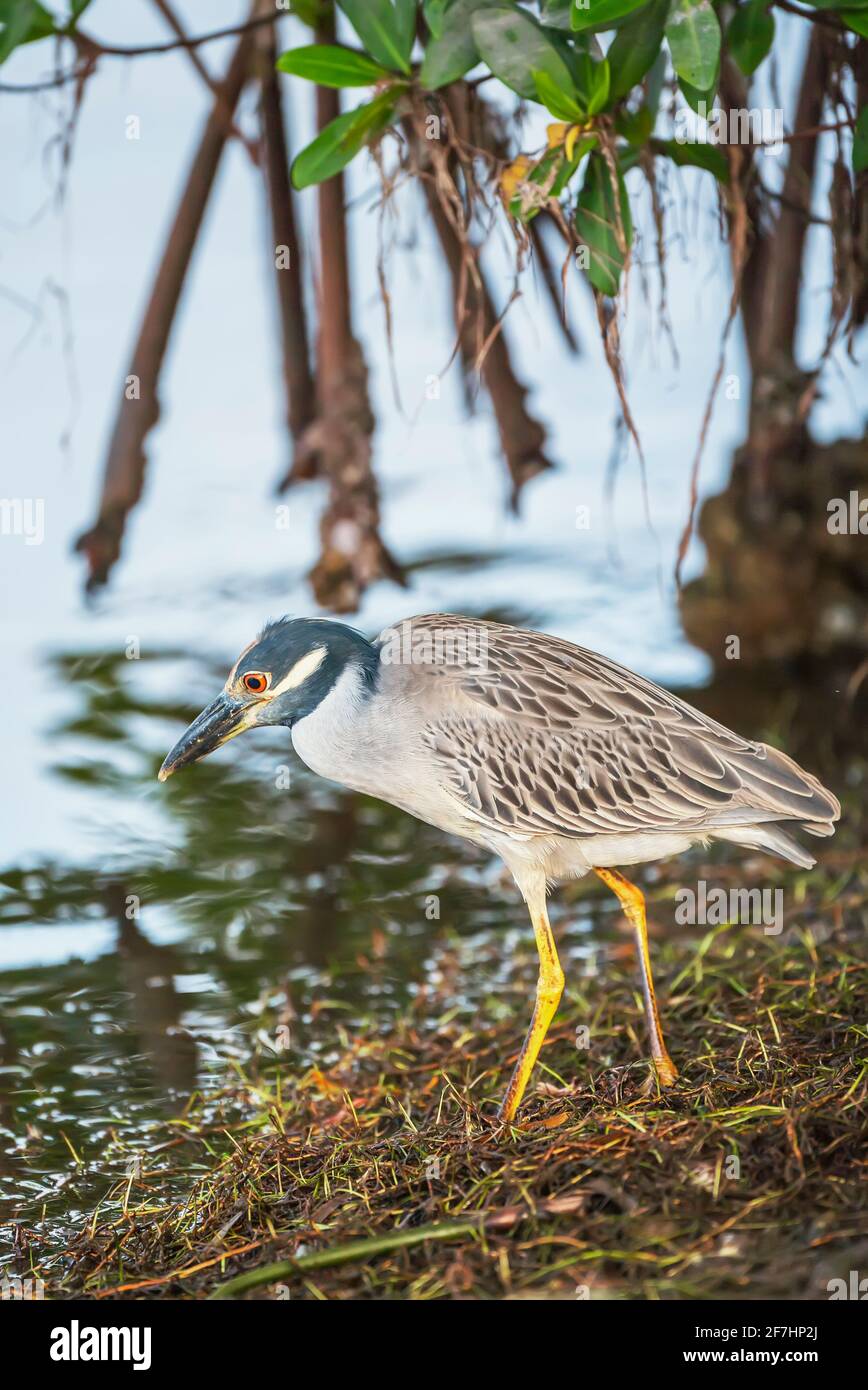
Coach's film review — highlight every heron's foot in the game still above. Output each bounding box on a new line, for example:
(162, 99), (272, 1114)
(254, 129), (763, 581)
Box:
(652, 1051), (678, 1088)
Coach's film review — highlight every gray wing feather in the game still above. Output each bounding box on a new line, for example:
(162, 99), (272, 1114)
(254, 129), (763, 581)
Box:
(385, 616), (841, 840)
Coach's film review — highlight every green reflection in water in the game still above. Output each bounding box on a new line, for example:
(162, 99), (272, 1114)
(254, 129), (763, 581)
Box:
(0, 632), (581, 1255)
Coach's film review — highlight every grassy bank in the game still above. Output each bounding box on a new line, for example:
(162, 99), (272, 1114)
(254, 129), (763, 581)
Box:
(35, 856), (867, 1301)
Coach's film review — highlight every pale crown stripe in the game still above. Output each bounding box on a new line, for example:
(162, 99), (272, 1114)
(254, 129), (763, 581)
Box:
(269, 645), (328, 697)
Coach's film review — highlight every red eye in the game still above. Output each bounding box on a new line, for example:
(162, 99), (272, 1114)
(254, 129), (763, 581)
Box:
(243, 671), (269, 694)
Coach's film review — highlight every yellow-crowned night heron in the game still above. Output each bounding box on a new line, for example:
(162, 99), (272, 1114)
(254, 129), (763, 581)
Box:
(159, 614), (840, 1121)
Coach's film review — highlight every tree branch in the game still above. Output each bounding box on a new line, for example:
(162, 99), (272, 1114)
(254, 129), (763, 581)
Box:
(150, 0), (259, 162)
(302, 6), (404, 611)
(0, 12), (278, 93)
(414, 131), (555, 509)
(74, 21), (257, 589)
(753, 27), (830, 370)
(254, 22), (317, 474)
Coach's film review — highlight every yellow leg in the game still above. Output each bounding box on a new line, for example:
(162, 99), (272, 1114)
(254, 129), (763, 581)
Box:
(499, 882), (564, 1123)
(595, 868), (677, 1086)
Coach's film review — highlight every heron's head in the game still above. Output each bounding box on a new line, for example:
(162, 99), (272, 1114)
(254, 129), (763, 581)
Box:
(158, 617), (378, 782)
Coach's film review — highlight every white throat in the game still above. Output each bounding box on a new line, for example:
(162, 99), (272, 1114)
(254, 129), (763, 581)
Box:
(290, 663), (373, 790)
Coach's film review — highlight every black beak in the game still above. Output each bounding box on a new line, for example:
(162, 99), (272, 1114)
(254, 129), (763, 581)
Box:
(158, 694), (253, 782)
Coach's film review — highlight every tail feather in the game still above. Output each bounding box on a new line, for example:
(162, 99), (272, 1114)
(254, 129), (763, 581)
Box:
(758, 744), (841, 820)
(711, 746), (839, 870)
(802, 821), (837, 838)
(714, 823), (818, 870)
(729, 742), (841, 832)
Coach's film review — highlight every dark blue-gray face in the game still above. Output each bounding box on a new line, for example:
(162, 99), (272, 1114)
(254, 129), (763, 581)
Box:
(158, 618), (378, 782)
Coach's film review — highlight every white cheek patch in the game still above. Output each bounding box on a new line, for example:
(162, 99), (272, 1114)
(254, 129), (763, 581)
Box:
(269, 645), (328, 698)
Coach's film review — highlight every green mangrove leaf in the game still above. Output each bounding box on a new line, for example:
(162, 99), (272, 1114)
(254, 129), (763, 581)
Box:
(419, 0), (494, 89)
(655, 136), (729, 182)
(573, 49), (610, 115)
(607, 0), (668, 101)
(0, 0), (55, 64)
(575, 150), (633, 295)
(841, 9), (868, 34)
(570, 0), (650, 34)
(533, 68), (586, 120)
(424, 0), (452, 38)
(666, 0), (721, 93)
(337, 0), (415, 74)
(276, 44), (391, 87)
(540, 0), (575, 28)
(291, 91), (397, 189)
(472, 6), (575, 100)
(727, 0), (774, 77)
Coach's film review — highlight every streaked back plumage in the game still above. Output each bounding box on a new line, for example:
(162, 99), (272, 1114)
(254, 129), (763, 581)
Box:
(374, 615), (840, 868)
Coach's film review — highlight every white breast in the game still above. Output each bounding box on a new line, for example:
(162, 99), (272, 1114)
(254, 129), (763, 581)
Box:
(290, 661), (484, 841)
(290, 664), (373, 789)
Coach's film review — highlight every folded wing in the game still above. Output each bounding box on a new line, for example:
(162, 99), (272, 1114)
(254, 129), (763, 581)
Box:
(393, 616), (840, 841)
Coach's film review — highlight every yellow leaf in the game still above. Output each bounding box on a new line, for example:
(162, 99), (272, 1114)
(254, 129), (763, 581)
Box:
(546, 122), (569, 149)
(565, 125), (584, 161)
(541, 1110), (570, 1128)
(309, 1067), (343, 1097)
(500, 154), (533, 201)
(545, 122), (589, 163)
